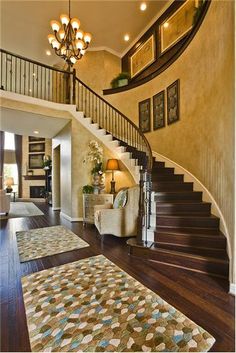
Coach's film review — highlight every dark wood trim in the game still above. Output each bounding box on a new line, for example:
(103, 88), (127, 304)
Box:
(103, 0), (211, 96)
(23, 175), (45, 180)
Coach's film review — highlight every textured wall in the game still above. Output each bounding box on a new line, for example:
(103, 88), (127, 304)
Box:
(52, 122), (72, 217)
(74, 50), (121, 94)
(104, 2), (235, 281)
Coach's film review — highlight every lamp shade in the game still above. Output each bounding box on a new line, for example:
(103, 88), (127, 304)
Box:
(5, 177), (14, 186)
(106, 159), (120, 171)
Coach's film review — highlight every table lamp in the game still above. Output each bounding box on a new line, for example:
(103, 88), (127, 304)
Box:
(106, 159), (120, 194)
(5, 177), (14, 193)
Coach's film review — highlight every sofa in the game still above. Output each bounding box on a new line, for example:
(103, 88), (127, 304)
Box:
(0, 189), (11, 215)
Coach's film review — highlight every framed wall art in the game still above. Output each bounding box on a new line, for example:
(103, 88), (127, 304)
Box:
(29, 153), (44, 169)
(29, 143), (45, 153)
(153, 90), (165, 130)
(29, 136), (45, 142)
(139, 98), (151, 133)
(167, 79), (180, 125)
(130, 35), (156, 78)
(160, 0), (198, 53)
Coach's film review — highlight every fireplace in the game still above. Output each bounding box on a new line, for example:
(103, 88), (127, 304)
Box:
(30, 186), (45, 198)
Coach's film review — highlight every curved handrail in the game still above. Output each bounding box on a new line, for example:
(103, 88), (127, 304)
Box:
(0, 48), (152, 172)
(75, 76), (153, 172)
(0, 48), (72, 75)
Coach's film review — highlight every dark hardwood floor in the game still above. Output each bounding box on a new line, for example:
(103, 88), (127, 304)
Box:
(0, 202), (235, 352)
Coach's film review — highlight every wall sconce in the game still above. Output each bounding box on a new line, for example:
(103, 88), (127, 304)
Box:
(106, 159), (120, 194)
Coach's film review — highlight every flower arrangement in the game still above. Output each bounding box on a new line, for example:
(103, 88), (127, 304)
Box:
(87, 140), (103, 175)
(87, 140), (104, 193)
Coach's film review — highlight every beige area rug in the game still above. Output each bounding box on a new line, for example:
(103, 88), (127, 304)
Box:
(0, 202), (44, 219)
(22, 254), (215, 352)
(16, 225), (89, 262)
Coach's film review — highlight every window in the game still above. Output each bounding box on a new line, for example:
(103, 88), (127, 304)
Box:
(4, 132), (15, 150)
(3, 164), (18, 192)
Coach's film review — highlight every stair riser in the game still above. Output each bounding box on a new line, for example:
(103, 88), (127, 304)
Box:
(156, 203), (211, 215)
(156, 217), (219, 228)
(153, 183), (193, 192)
(153, 161), (165, 168)
(153, 243), (226, 258)
(129, 246), (229, 278)
(152, 168), (174, 175)
(155, 193), (202, 202)
(152, 175), (184, 182)
(154, 233), (226, 249)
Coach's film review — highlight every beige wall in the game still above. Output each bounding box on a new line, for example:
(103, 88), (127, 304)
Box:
(103, 2), (235, 281)
(74, 50), (121, 94)
(21, 136), (52, 198)
(52, 122), (72, 217)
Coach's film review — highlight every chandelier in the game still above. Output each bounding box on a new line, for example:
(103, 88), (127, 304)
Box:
(47, 0), (92, 66)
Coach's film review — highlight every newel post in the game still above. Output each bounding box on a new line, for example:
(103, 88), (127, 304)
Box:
(137, 168), (145, 244)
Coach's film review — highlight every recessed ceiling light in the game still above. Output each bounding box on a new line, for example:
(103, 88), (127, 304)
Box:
(140, 2), (147, 11)
(163, 22), (169, 28)
(34, 130), (39, 134)
(46, 50), (51, 56)
(124, 34), (130, 42)
(32, 73), (36, 77)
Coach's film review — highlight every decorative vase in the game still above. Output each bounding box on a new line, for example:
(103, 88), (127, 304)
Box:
(92, 173), (105, 194)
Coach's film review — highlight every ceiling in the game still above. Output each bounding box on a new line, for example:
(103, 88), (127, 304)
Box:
(1, 107), (71, 137)
(0, 0), (169, 66)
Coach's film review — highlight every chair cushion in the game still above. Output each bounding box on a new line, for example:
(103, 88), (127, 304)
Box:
(113, 189), (128, 209)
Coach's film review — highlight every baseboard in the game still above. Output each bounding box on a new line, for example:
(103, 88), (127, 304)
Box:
(52, 207), (61, 211)
(60, 212), (83, 222)
(229, 283), (236, 295)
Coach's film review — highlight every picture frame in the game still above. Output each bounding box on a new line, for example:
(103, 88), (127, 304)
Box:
(29, 136), (45, 142)
(160, 0), (198, 54)
(29, 153), (44, 169)
(139, 98), (151, 133)
(153, 90), (165, 130)
(130, 35), (156, 78)
(167, 79), (180, 125)
(29, 143), (45, 153)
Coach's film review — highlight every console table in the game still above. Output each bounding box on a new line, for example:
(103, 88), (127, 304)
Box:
(83, 194), (113, 225)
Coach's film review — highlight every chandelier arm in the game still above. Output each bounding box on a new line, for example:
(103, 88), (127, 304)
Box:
(54, 31), (63, 44)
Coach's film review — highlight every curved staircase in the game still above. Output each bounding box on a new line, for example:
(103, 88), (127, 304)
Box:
(128, 158), (229, 279)
(0, 48), (229, 280)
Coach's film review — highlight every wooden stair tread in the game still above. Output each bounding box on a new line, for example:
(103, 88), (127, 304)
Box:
(130, 240), (228, 264)
(155, 226), (224, 236)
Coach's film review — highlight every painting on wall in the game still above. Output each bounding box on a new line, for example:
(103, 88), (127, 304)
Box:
(160, 0), (198, 53)
(29, 143), (45, 153)
(29, 136), (45, 142)
(167, 79), (180, 125)
(153, 91), (165, 130)
(29, 154), (44, 169)
(139, 98), (151, 133)
(130, 35), (156, 78)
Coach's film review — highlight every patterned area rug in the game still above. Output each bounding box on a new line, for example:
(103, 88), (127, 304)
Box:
(0, 202), (44, 219)
(22, 255), (215, 352)
(16, 225), (89, 262)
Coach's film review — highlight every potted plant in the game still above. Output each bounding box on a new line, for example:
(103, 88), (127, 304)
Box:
(110, 72), (130, 88)
(82, 185), (94, 194)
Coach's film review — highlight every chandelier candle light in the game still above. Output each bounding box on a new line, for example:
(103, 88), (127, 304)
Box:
(48, 0), (92, 66)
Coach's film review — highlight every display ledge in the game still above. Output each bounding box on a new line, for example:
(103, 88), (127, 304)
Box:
(23, 175), (45, 180)
(103, 0), (210, 96)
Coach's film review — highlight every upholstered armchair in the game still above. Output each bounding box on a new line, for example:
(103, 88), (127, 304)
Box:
(0, 190), (11, 215)
(94, 186), (139, 237)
